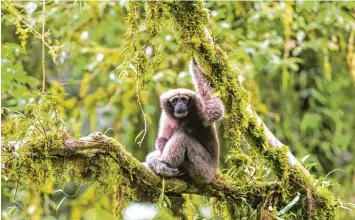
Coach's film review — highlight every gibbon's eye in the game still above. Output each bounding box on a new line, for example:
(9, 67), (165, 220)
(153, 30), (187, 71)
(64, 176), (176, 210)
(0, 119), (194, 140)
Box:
(180, 97), (188, 104)
(170, 97), (178, 105)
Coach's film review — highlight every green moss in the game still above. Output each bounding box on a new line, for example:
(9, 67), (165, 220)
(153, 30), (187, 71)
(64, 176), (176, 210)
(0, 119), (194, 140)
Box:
(211, 197), (232, 219)
(288, 167), (338, 219)
(264, 146), (289, 181)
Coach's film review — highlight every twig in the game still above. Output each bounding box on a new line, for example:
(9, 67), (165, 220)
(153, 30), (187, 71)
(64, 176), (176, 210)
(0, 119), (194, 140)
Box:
(42, 0), (46, 93)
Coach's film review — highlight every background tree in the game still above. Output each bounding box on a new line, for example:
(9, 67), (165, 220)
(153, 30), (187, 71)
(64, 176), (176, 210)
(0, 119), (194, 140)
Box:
(2, 1), (355, 219)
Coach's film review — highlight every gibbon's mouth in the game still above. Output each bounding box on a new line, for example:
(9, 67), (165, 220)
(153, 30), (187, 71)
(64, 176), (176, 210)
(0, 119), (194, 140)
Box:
(174, 111), (188, 118)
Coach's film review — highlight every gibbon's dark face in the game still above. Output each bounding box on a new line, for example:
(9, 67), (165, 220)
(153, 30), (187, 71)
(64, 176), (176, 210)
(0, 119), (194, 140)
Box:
(169, 95), (190, 118)
(160, 88), (196, 119)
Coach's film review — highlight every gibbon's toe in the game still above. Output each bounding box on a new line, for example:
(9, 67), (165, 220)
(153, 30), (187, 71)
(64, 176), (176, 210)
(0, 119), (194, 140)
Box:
(156, 163), (179, 177)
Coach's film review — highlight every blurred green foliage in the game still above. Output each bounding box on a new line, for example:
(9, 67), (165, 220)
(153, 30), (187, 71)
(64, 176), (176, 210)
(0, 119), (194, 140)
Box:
(1, 1), (355, 219)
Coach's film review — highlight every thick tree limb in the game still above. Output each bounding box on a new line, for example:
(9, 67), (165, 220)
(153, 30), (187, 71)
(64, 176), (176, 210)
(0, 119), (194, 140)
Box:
(4, 132), (278, 204)
(245, 99), (311, 176)
(62, 132), (277, 198)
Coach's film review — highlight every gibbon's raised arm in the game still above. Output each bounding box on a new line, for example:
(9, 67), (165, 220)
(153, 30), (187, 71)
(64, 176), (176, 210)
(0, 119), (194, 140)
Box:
(189, 59), (224, 125)
(189, 59), (214, 100)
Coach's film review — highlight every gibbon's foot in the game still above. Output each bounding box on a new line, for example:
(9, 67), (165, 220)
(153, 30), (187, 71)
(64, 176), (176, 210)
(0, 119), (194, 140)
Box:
(144, 151), (180, 177)
(155, 162), (179, 177)
(142, 161), (179, 177)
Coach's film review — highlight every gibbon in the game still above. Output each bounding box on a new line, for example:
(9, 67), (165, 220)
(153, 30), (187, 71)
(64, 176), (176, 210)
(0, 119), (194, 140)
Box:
(145, 59), (224, 183)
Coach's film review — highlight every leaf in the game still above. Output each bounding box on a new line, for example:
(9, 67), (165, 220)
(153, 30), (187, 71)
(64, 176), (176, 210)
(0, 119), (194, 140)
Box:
(10, 207), (17, 216)
(56, 196), (68, 213)
(300, 113), (322, 133)
(163, 194), (171, 208)
(128, 63), (137, 74)
(310, 89), (327, 104)
(24, 103), (36, 114)
(49, 46), (59, 63)
(276, 192), (301, 217)
(301, 155), (310, 164)
(305, 162), (319, 170)
(63, 173), (71, 182)
(339, 205), (352, 211)
(134, 130), (144, 143)
(145, 114), (152, 124)
(324, 168), (343, 180)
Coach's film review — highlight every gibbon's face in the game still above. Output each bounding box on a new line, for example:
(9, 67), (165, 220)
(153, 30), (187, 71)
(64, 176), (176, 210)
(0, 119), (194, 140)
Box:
(169, 95), (190, 118)
(160, 88), (196, 119)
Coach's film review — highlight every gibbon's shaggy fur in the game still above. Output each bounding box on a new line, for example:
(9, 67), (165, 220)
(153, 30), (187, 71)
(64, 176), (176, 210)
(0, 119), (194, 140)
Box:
(145, 59), (224, 183)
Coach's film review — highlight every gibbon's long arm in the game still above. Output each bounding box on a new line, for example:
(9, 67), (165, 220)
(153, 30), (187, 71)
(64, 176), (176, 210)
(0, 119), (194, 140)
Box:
(155, 112), (172, 152)
(189, 59), (224, 125)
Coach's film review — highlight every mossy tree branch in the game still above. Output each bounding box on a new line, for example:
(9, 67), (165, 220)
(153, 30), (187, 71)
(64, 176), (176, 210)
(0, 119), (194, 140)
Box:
(3, 132), (280, 216)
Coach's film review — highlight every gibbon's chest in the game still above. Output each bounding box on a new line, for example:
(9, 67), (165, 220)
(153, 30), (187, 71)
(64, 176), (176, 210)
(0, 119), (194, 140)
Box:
(183, 123), (219, 156)
(178, 117), (201, 132)
(181, 120), (216, 140)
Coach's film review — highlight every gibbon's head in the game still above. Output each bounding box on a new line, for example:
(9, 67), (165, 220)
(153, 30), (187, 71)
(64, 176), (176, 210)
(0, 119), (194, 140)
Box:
(160, 89), (196, 119)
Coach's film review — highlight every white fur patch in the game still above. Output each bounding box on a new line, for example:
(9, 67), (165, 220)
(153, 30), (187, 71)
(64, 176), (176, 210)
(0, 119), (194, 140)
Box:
(174, 111), (188, 118)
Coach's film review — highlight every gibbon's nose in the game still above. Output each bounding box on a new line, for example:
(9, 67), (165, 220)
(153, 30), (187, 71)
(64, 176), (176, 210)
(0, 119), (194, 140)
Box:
(175, 105), (187, 113)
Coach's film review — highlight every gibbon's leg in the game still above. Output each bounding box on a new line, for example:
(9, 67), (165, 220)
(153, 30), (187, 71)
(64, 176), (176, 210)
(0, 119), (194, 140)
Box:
(159, 131), (188, 167)
(145, 132), (217, 183)
(156, 137), (168, 153)
(145, 131), (188, 177)
(182, 138), (217, 183)
(145, 150), (179, 177)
